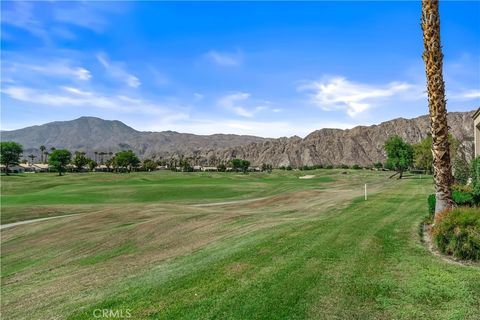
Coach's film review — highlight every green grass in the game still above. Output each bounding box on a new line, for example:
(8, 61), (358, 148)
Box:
(1, 170), (336, 223)
(1, 170), (479, 319)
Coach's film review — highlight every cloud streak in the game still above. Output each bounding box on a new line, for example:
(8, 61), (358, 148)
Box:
(97, 53), (141, 88)
(298, 76), (414, 117)
(205, 50), (242, 66)
(217, 92), (276, 118)
(1, 85), (185, 116)
(2, 56), (93, 84)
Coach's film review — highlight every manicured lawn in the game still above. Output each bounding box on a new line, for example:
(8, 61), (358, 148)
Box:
(1, 170), (478, 319)
(1, 170), (337, 223)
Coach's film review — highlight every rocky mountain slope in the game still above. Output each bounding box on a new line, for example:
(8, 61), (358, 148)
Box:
(212, 111), (475, 167)
(1, 111), (475, 167)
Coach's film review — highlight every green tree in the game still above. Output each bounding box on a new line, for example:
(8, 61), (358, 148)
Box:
(384, 136), (414, 179)
(261, 163), (273, 173)
(453, 157), (470, 185)
(373, 162), (383, 170)
(413, 134), (459, 174)
(217, 163), (227, 172)
(114, 150), (140, 173)
(0, 141), (23, 175)
(230, 158), (250, 173)
(72, 151), (89, 171)
(470, 157), (480, 204)
(142, 159), (157, 171)
(87, 159), (97, 172)
(48, 149), (72, 176)
(105, 158), (113, 172)
(231, 158), (242, 172)
(241, 160), (250, 173)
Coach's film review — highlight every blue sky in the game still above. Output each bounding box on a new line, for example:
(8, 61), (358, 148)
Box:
(1, 1), (479, 137)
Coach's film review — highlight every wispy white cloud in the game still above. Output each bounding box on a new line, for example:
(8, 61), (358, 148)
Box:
(54, 5), (107, 33)
(298, 76), (415, 117)
(1, 2), (49, 42)
(205, 50), (242, 66)
(148, 66), (170, 87)
(448, 89), (480, 101)
(1, 85), (186, 116)
(2, 59), (92, 81)
(1, 1), (119, 43)
(97, 53), (141, 88)
(218, 92), (281, 118)
(193, 93), (204, 101)
(218, 92), (254, 117)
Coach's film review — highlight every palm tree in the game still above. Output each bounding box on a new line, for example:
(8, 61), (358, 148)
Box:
(44, 151), (49, 163)
(39, 145), (46, 163)
(28, 154), (36, 165)
(421, 0), (453, 215)
(94, 151), (98, 163)
(99, 152), (105, 164)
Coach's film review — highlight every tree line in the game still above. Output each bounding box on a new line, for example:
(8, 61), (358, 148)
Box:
(383, 134), (471, 183)
(0, 142), (268, 176)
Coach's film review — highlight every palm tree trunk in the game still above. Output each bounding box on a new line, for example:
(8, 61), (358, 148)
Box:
(421, 0), (453, 216)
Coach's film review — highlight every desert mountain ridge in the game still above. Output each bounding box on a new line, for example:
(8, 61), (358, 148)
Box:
(1, 110), (476, 167)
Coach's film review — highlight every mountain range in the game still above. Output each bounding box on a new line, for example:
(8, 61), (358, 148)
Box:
(1, 111), (476, 167)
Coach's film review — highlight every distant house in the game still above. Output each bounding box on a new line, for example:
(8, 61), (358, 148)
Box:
(95, 164), (109, 172)
(20, 163), (35, 172)
(202, 166), (218, 172)
(0, 164), (25, 173)
(32, 163), (49, 172)
(32, 163), (48, 172)
(474, 108), (480, 158)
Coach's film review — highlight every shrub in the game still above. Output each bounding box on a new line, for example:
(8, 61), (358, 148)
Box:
(471, 157), (480, 206)
(431, 207), (480, 261)
(471, 156), (480, 187)
(452, 190), (474, 207)
(325, 165), (333, 169)
(452, 184), (473, 193)
(428, 194), (436, 217)
(453, 157), (470, 185)
(340, 164), (349, 169)
(352, 164), (362, 170)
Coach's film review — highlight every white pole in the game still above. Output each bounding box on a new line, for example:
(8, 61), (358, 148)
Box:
(365, 184), (367, 201)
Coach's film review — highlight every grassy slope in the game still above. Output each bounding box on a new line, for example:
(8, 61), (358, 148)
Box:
(1, 170), (479, 319)
(1, 171), (334, 224)
(70, 179), (479, 320)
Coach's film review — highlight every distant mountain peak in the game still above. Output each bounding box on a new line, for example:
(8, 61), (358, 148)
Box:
(1, 111), (475, 166)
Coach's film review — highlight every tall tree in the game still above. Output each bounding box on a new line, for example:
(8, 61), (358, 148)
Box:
(0, 142), (23, 175)
(421, 0), (453, 215)
(113, 150), (140, 173)
(384, 136), (414, 179)
(48, 149), (71, 176)
(28, 154), (36, 164)
(39, 145), (46, 163)
(72, 151), (89, 171)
